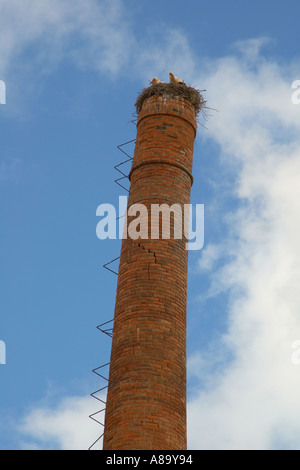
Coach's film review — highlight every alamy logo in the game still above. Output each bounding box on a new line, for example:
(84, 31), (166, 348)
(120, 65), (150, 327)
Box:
(96, 196), (204, 251)
(0, 340), (6, 365)
(291, 80), (300, 105)
(291, 340), (300, 365)
(0, 80), (6, 105)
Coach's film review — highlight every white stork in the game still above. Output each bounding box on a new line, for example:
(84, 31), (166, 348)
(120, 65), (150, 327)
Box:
(169, 72), (185, 85)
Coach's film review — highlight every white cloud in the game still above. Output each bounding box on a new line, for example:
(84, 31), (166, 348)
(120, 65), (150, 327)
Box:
(0, 0), (195, 83)
(18, 394), (105, 450)
(187, 39), (300, 450)
(0, 0), (133, 77)
(197, 244), (222, 272)
(133, 26), (197, 83)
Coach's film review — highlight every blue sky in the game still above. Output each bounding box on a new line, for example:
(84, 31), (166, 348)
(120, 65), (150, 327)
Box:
(1, 0), (300, 450)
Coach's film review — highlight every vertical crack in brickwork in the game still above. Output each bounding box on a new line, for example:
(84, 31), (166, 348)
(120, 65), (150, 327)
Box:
(136, 241), (157, 280)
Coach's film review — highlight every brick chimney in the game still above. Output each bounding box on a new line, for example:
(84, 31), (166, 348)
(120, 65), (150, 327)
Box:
(102, 89), (198, 450)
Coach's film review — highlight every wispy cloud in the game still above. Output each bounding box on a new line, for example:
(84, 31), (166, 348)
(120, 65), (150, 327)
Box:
(0, 0), (134, 77)
(197, 244), (222, 272)
(17, 394), (104, 450)
(132, 27), (197, 83)
(0, 0), (195, 83)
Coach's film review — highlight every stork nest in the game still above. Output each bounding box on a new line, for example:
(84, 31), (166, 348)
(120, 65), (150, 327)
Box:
(135, 83), (206, 117)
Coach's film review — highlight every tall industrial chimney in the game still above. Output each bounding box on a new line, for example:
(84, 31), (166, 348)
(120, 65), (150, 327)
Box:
(102, 83), (201, 450)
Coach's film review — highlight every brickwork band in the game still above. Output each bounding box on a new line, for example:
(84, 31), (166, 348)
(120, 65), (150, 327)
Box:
(103, 95), (197, 450)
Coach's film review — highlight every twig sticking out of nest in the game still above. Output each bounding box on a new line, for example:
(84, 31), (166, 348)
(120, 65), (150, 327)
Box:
(135, 83), (206, 117)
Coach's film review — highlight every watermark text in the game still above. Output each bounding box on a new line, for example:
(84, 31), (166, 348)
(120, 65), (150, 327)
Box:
(291, 80), (300, 105)
(96, 196), (204, 251)
(0, 80), (6, 105)
(291, 340), (300, 365)
(0, 340), (6, 365)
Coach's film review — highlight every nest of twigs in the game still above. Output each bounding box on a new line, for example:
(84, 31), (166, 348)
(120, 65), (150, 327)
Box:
(135, 82), (206, 117)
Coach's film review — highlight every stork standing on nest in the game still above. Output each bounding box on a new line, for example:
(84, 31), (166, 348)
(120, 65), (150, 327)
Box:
(169, 72), (185, 85)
